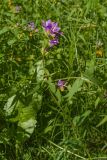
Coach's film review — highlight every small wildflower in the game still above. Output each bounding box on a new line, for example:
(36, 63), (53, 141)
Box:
(49, 39), (59, 47)
(15, 5), (21, 13)
(57, 80), (65, 92)
(27, 22), (38, 35)
(96, 49), (103, 57)
(96, 40), (103, 57)
(96, 40), (103, 49)
(28, 22), (35, 30)
(16, 23), (19, 26)
(34, 28), (39, 32)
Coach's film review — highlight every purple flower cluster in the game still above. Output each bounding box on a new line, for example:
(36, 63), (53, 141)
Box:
(42, 20), (62, 47)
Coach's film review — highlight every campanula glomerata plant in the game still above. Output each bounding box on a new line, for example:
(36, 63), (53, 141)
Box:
(0, 0), (107, 160)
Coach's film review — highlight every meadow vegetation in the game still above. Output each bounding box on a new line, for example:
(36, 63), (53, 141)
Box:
(0, 0), (107, 159)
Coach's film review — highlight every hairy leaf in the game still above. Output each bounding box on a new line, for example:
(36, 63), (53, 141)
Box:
(4, 95), (16, 116)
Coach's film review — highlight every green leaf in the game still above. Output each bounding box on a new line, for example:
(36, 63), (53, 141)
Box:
(4, 95), (16, 116)
(48, 82), (56, 94)
(56, 89), (62, 103)
(97, 116), (107, 127)
(0, 27), (9, 35)
(73, 110), (91, 126)
(78, 35), (86, 44)
(36, 60), (44, 82)
(73, 115), (80, 126)
(18, 105), (37, 137)
(44, 126), (53, 134)
(29, 62), (35, 75)
(8, 38), (17, 45)
(31, 92), (42, 111)
(95, 97), (100, 108)
(79, 110), (91, 125)
(18, 118), (37, 135)
(65, 78), (83, 100)
(8, 100), (37, 138)
(82, 110), (92, 117)
(85, 60), (95, 77)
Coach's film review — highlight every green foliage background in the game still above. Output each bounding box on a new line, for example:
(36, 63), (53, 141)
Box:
(0, 0), (107, 159)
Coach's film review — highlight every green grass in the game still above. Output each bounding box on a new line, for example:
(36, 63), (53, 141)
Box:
(0, 0), (107, 159)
